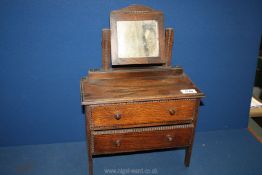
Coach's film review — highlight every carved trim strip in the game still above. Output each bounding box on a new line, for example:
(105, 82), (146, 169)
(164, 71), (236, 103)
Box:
(80, 81), (84, 103)
(104, 31), (109, 67)
(93, 124), (194, 135)
(166, 30), (171, 57)
(86, 107), (95, 154)
(91, 133), (94, 154)
(116, 5), (154, 13)
(189, 99), (200, 145)
(92, 119), (193, 130)
(81, 94), (204, 105)
(90, 98), (196, 107)
(123, 11), (151, 14)
(89, 107), (94, 130)
(89, 107), (94, 153)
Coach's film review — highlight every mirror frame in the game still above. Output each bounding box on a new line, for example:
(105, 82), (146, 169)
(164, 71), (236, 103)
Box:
(110, 5), (165, 65)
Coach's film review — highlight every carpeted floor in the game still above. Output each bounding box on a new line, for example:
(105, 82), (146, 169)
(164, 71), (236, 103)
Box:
(0, 129), (261, 175)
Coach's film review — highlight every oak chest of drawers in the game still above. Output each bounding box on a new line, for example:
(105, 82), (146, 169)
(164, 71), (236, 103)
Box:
(80, 5), (204, 175)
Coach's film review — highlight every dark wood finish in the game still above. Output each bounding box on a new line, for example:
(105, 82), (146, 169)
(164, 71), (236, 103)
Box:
(81, 67), (204, 105)
(80, 5), (204, 175)
(110, 5), (165, 65)
(93, 124), (193, 155)
(91, 99), (196, 130)
(85, 106), (93, 175)
(102, 29), (111, 70)
(165, 28), (174, 66)
(184, 99), (200, 166)
(87, 66), (183, 80)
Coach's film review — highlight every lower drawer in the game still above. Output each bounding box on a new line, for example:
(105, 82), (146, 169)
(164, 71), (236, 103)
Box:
(92, 124), (193, 155)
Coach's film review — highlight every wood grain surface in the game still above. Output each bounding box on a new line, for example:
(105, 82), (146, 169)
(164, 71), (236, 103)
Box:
(91, 99), (196, 130)
(81, 68), (204, 105)
(81, 5), (205, 175)
(93, 125), (193, 155)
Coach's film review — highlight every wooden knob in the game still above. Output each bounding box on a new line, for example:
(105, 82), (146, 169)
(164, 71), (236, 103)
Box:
(115, 139), (121, 147)
(114, 113), (122, 120)
(166, 135), (173, 142)
(169, 109), (176, 115)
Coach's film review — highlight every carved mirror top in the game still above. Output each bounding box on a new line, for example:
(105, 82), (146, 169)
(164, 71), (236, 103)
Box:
(110, 5), (165, 65)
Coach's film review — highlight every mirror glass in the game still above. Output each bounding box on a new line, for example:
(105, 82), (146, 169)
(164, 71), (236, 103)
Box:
(117, 20), (159, 58)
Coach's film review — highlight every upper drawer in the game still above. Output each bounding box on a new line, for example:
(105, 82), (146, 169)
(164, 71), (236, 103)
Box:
(91, 99), (197, 130)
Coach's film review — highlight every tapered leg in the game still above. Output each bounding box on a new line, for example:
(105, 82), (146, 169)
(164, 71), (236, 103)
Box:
(184, 146), (192, 167)
(88, 153), (93, 175)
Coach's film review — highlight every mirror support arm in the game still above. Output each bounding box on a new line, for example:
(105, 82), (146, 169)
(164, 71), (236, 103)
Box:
(165, 28), (174, 67)
(102, 29), (111, 70)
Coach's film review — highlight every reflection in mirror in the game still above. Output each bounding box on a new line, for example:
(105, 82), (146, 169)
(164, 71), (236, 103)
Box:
(117, 20), (159, 58)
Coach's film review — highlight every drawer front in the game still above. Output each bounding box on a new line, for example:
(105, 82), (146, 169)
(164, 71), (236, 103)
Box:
(91, 99), (197, 130)
(93, 124), (193, 155)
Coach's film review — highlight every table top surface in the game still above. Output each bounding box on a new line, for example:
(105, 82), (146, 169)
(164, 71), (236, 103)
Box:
(80, 67), (204, 105)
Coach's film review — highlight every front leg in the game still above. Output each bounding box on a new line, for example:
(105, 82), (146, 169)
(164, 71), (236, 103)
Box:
(88, 152), (93, 175)
(86, 106), (94, 175)
(184, 145), (192, 167)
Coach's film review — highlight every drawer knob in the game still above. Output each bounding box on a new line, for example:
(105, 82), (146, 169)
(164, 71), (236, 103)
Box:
(114, 113), (122, 120)
(115, 139), (121, 147)
(166, 135), (173, 142)
(169, 109), (176, 115)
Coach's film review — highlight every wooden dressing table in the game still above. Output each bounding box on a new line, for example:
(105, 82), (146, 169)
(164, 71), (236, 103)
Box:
(80, 5), (204, 175)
